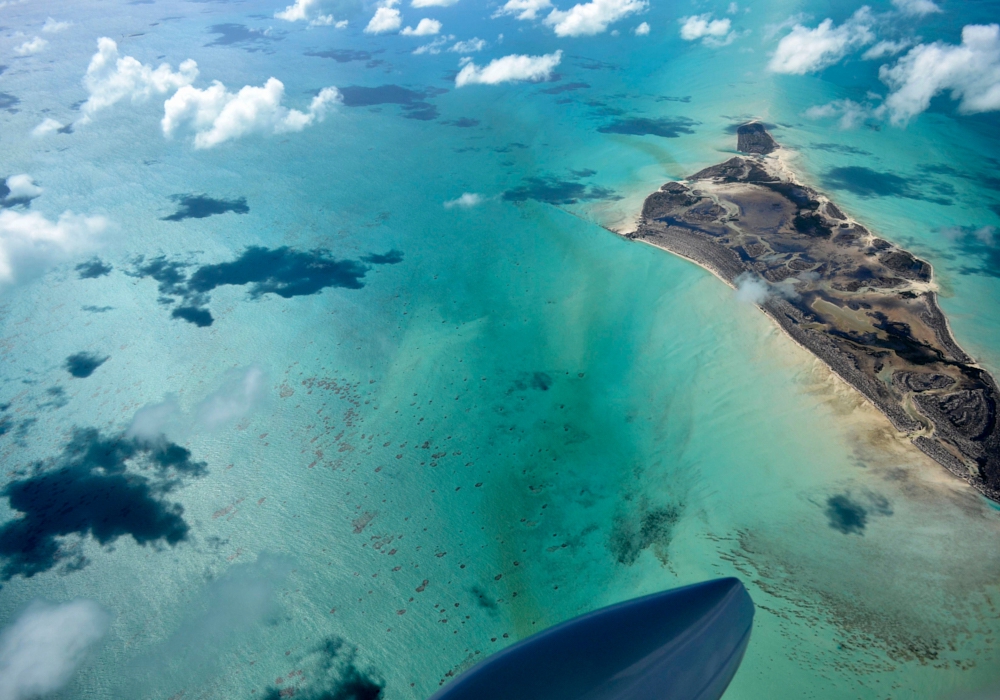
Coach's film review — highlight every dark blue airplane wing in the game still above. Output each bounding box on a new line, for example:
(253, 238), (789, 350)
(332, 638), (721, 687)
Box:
(429, 577), (754, 700)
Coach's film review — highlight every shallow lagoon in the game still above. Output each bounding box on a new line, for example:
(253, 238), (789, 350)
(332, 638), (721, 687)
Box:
(1, 0), (1000, 698)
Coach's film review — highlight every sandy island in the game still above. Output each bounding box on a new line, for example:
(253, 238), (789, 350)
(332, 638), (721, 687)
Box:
(623, 123), (1000, 502)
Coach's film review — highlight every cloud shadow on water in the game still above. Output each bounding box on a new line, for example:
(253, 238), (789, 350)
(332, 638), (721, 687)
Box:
(206, 23), (282, 51)
(338, 85), (444, 121)
(258, 637), (384, 700)
(65, 352), (108, 378)
(304, 49), (384, 67)
(598, 116), (698, 138)
(940, 225), (1000, 277)
(811, 142), (873, 156)
(540, 82), (589, 95)
(0, 93), (18, 112)
(824, 492), (892, 535)
(75, 258), (112, 279)
(503, 170), (620, 205)
(162, 194), (249, 222)
(441, 118), (479, 128)
(0, 428), (207, 579)
(132, 246), (403, 326)
(822, 166), (954, 206)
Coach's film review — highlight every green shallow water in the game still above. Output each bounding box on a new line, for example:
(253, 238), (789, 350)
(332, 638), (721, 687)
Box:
(1, 0), (1000, 698)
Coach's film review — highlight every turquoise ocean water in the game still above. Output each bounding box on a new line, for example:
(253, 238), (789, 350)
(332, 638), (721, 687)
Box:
(2, 0), (1000, 697)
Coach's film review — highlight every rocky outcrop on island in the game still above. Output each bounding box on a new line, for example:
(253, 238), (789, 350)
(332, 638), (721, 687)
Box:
(736, 122), (778, 155)
(625, 125), (1000, 501)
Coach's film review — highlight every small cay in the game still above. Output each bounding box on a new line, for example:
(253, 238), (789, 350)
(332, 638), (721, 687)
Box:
(625, 123), (1000, 501)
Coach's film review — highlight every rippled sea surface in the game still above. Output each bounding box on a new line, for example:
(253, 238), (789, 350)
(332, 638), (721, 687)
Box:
(2, 0), (1000, 697)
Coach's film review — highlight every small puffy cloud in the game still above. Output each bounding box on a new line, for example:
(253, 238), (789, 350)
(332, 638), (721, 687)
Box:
(135, 554), (292, 686)
(5, 175), (42, 202)
(862, 39), (912, 60)
(195, 366), (267, 430)
(544, 0), (647, 37)
(14, 36), (47, 56)
(891, 0), (941, 16)
(42, 18), (71, 33)
(880, 24), (1000, 125)
(633, 21), (649, 36)
(128, 367), (268, 440)
(768, 7), (874, 74)
(0, 209), (107, 287)
(275, 0), (318, 20)
(365, 0), (403, 34)
(444, 193), (483, 208)
(734, 272), (799, 305)
(162, 79), (340, 149)
(311, 16), (348, 27)
(455, 50), (562, 87)
(450, 37), (487, 52)
(734, 273), (769, 304)
(492, 0), (551, 20)
(727, 2), (738, 13)
(274, 0), (345, 25)
(413, 0), (459, 7)
(80, 38), (198, 123)
(679, 14), (733, 46)
(31, 118), (65, 137)
(0, 599), (111, 700)
(127, 396), (183, 441)
(414, 35), (454, 54)
(804, 98), (876, 129)
(401, 18), (442, 35)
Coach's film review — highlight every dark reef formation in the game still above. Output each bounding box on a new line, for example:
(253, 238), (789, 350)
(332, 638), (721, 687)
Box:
(626, 124), (1000, 501)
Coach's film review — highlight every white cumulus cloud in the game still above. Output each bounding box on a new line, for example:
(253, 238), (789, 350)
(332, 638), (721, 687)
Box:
(41, 17), (71, 33)
(0, 209), (107, 287)
(195, 366), (268, 430)
(455, 50), (562, 87)
(4, 175), (42, 203)
(633, 21), (649, 36)
(450, 37), (487, 52)
(14, 36), (47, 56)
(492, 0), (551, 20)
(0, 600), (111, 700)
(544, 0), (647, 37)
(414, 35), (455, 54)
(444, 193), (483, 208)
(365, 0), (403, 34)
(413, 0), (459, 7)
(127, 395), (183, 441)
(312, 16), (348, 27)
(880, 24), (1000, 125)
(768, 7), (874, 74)
(79, 38), (198, 123)
(162, 79), (340, 149)
(891, 0), (941, 16)
(275, 0), (317, 20)
(804, 98), (876, 129)
(679, 14), (733, 46)
(734, 273), (769, 305)
(128, 367), (268, 441)
(31, 118), (65, 137)
(862, 38), (912, 60)
(401, 18), (442, 35)
(274, 0), (344, 25)
(734, 272), (800, 305)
